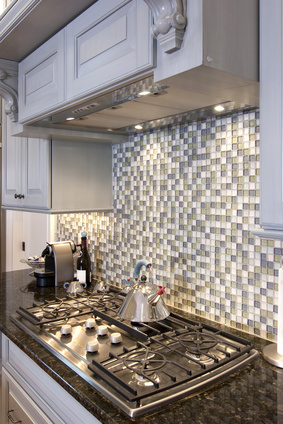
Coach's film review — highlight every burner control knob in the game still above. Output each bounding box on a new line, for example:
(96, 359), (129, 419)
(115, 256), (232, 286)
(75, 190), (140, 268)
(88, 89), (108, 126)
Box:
(85, 318), (96, 329)
(60, 324), (72, 335)
(86, 340), (99, 353)
(97, 325), (108, 336)
(110, 332), (122, 344)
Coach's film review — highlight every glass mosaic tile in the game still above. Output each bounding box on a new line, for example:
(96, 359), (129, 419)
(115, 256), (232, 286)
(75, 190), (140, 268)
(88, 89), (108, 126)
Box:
(57, 108), (282, 342)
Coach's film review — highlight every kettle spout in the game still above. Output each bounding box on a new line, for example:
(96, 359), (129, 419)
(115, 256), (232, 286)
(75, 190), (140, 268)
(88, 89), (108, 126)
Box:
(133, 259), (152, 280)
(148, 286), (166, 306)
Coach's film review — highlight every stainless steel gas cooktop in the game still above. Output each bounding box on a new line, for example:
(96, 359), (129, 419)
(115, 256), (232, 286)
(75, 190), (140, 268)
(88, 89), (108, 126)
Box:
(11, 288), (259, 418)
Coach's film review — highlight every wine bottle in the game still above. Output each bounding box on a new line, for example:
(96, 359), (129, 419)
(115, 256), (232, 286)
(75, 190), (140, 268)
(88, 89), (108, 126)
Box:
(76, 231), (91, 284)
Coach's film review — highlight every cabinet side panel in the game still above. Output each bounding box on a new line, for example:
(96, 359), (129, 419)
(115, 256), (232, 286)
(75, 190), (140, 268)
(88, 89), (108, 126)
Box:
(51, 140), (113, 212)
(260, 0), (283, 230)
(203, 0), (259, 81)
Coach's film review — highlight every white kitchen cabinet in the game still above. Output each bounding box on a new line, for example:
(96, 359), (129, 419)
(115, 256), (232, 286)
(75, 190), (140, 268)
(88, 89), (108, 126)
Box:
(252, 0), (283, 239)
(2, 114), (113, 213)
(1, 334), (101, 424)
(2, 111), (50, 209)
(2, 369), (53, 424)
(18, 29), (65, 123)
(17, 0), (154, 125)
(65, 0), (153, 101)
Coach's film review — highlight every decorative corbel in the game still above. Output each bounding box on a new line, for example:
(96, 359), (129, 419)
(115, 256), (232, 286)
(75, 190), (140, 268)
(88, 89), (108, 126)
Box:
(143, 0), (187, 53)
(0, 60), (18, 122)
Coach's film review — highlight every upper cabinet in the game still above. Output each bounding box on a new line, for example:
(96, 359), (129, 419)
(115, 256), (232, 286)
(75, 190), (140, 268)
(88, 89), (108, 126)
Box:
(252, 0), (283, 239)
(18, 0), (154, 124)
(65, 0), (154, 101)
(18, 30), (65, 123)
(1, 0), (259, 135)
(2, 112), (113, 213)
(2, 111), (50, 209)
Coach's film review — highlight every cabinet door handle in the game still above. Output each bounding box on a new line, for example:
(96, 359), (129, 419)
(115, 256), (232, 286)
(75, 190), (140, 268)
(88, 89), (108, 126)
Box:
(14, 194), (25, 199)
(8, 410), (22, 423)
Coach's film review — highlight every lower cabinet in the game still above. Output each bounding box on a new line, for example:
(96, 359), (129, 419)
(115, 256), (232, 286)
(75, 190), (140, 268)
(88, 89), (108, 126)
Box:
(2, 369), (53, 424)
(1, 334), (101, 424)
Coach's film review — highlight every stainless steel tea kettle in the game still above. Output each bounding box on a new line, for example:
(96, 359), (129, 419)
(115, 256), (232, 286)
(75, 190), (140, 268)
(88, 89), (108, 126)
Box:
(117, 259), (169, 322)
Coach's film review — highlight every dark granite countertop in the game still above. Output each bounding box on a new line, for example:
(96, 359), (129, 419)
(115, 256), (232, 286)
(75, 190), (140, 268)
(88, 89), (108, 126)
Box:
(0, 270), (281, 424)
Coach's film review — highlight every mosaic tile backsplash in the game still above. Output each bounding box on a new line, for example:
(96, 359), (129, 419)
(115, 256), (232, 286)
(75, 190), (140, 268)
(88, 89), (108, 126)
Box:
(57, 107), (282, 342)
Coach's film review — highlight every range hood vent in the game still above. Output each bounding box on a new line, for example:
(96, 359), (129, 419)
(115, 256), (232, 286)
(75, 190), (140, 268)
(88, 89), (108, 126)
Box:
(72, 103), (101, 115)
(31, 73), (259, 135)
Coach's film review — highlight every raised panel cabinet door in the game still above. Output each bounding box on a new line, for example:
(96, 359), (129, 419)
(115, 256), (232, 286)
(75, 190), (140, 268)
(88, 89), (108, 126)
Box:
(21, 138), (51, 209)
(2, 370), (54, 424)
(18, 30), (65, 123)
(66, 0), (154, 100)
(2, 335), (102, 424)
(2, 113), (24, 207)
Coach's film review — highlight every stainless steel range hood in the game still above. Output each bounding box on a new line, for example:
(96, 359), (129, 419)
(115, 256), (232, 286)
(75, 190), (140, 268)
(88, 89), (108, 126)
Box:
(1, 0), (259, 140)
(31, 70), (259, 135)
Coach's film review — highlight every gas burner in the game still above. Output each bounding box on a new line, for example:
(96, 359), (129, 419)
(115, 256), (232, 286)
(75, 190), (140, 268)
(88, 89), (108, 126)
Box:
(186, 351), (217, 366)
(133, 372), (161, 387)
(81, 293), (123, 313)
(41, 300), (74, 319)
(96, 294), (123, 309)
(178, 331), (218, 354)
(123, 349), (166, 375)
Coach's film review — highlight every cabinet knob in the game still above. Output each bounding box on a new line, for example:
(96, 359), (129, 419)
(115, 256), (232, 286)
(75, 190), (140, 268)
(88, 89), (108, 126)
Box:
(8, 410), (22, 423)
(14, 194), (25, 199)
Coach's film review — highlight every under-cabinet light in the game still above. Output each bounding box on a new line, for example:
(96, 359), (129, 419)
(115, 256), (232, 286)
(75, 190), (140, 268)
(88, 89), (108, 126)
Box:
(135, 124), (143, 130)
(66, 117), (75, 121)
(138, 90), (151, 96)
(214, 105), (225, 112)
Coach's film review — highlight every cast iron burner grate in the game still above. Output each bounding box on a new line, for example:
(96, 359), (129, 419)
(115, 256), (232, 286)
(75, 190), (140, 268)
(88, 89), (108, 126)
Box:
(88, 325), (254, 407)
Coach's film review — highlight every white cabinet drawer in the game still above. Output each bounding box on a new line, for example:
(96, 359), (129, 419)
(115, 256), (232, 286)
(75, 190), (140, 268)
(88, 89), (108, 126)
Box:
(66, 0), (154, 100)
